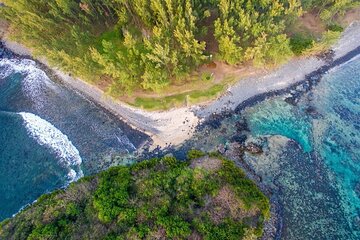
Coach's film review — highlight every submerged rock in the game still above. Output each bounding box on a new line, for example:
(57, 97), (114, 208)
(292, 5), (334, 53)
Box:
(235, 119), (249, 132)
(355, 181), (360, 199)
(217, 143), (226, 154)
(231, 134), (248, 144)
(284, 96), (297, 105)
(306, 106), (322, 118)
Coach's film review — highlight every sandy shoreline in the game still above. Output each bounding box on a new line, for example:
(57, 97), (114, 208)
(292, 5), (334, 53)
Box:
(1, 21), (360, 149)
(2, 19), (360, 240)
(1, 39), (201, 149)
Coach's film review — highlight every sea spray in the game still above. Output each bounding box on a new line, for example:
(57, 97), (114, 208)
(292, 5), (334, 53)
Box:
(0, 58), (56, 110)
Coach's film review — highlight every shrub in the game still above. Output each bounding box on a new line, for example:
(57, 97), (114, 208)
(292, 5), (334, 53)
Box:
(65, 203), (81, 218)
(289, 34), (314, 55)
(304, 30), (342, 55)
(93, 166), (131, 223)
(157, 216), (191, 238)
(327, 24), (344, 32)
(187, 149), (206, 160)
(28, 224), (58, 240)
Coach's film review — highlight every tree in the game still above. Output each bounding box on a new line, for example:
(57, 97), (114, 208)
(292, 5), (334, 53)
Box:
(214, 0), (301, 65)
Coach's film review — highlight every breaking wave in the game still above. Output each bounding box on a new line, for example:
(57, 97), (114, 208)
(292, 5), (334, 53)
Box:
(19, 112), (83, 182)
(0, 58), (55, 110)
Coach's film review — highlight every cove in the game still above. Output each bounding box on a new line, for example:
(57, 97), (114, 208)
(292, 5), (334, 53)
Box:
(0, 46), (148, 220)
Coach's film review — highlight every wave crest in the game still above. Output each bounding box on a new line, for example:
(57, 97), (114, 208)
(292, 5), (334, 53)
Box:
(19, 112), (83, 182)
(0, 58), (54, 110)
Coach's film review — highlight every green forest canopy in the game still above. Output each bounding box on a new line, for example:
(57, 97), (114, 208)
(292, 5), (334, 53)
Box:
(1, 0), (357, 93)
(0, 152), (270, 239)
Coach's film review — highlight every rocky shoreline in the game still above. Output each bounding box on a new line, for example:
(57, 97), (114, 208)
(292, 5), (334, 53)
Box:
(1, 22), (360, 151)
(200, 50), (360, 240)
(2, 21), (360, 239)
(196, 21), (360, 118)
(170, 22), (360, 239)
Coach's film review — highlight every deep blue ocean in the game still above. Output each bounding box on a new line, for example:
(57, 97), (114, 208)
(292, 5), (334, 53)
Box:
(1, 44), (360, 239)
(0, 48), (148, 220)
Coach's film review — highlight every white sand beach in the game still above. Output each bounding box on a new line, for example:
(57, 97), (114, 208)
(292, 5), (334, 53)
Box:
(2, 21), (360, 148)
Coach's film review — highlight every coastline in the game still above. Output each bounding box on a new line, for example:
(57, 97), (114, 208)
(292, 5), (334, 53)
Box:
(196, 21), (360, 118)
(2, 20), (360, 240)
(0, 40), (200, 149)
(1, 21), (360, 150)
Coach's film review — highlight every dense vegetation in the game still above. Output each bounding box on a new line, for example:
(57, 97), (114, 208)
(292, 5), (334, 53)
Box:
(301, 0), (358, 22)
(0, 152), (270, 239)
(0, 0), (357, 95)
(291, 0), (358, 54)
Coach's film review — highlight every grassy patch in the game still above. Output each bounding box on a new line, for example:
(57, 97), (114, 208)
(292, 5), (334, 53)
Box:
(200, 71), (214, 81)
(131, 84), (225, 110)
(132, 93), (187, 110)
(188, 84), (224, 103)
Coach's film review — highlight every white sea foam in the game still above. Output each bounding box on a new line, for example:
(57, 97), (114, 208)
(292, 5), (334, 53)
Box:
(0, 58), (38, 78)
(0, 58), (57, 109)
(115, 129), (136, 150)
(19, 112), (83, 182)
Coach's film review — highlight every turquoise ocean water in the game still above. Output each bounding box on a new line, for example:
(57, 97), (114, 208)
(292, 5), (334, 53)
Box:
(179, 56), (360, 239)
(245, 56), (360, 238)
(1, 43), (360, 239)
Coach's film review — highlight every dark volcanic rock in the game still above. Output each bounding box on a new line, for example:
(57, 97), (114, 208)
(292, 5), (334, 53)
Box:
(217, 144), (226, 154)
(306, 106), (322, 118)
(245, 143), (263, 154)
(317, 49), (334, 63)
(231, 134), (247, 144)
(235, 119), (249, 132)
(220, 127), (227, 134)
(284, 96), (297, 105)
(206, 114), (223, 129)
(224, 142), (245, 159)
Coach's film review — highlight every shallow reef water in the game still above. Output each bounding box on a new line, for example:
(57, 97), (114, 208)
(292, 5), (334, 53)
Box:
(1, 44), (360, 239)
(178, 56), (360, 239)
